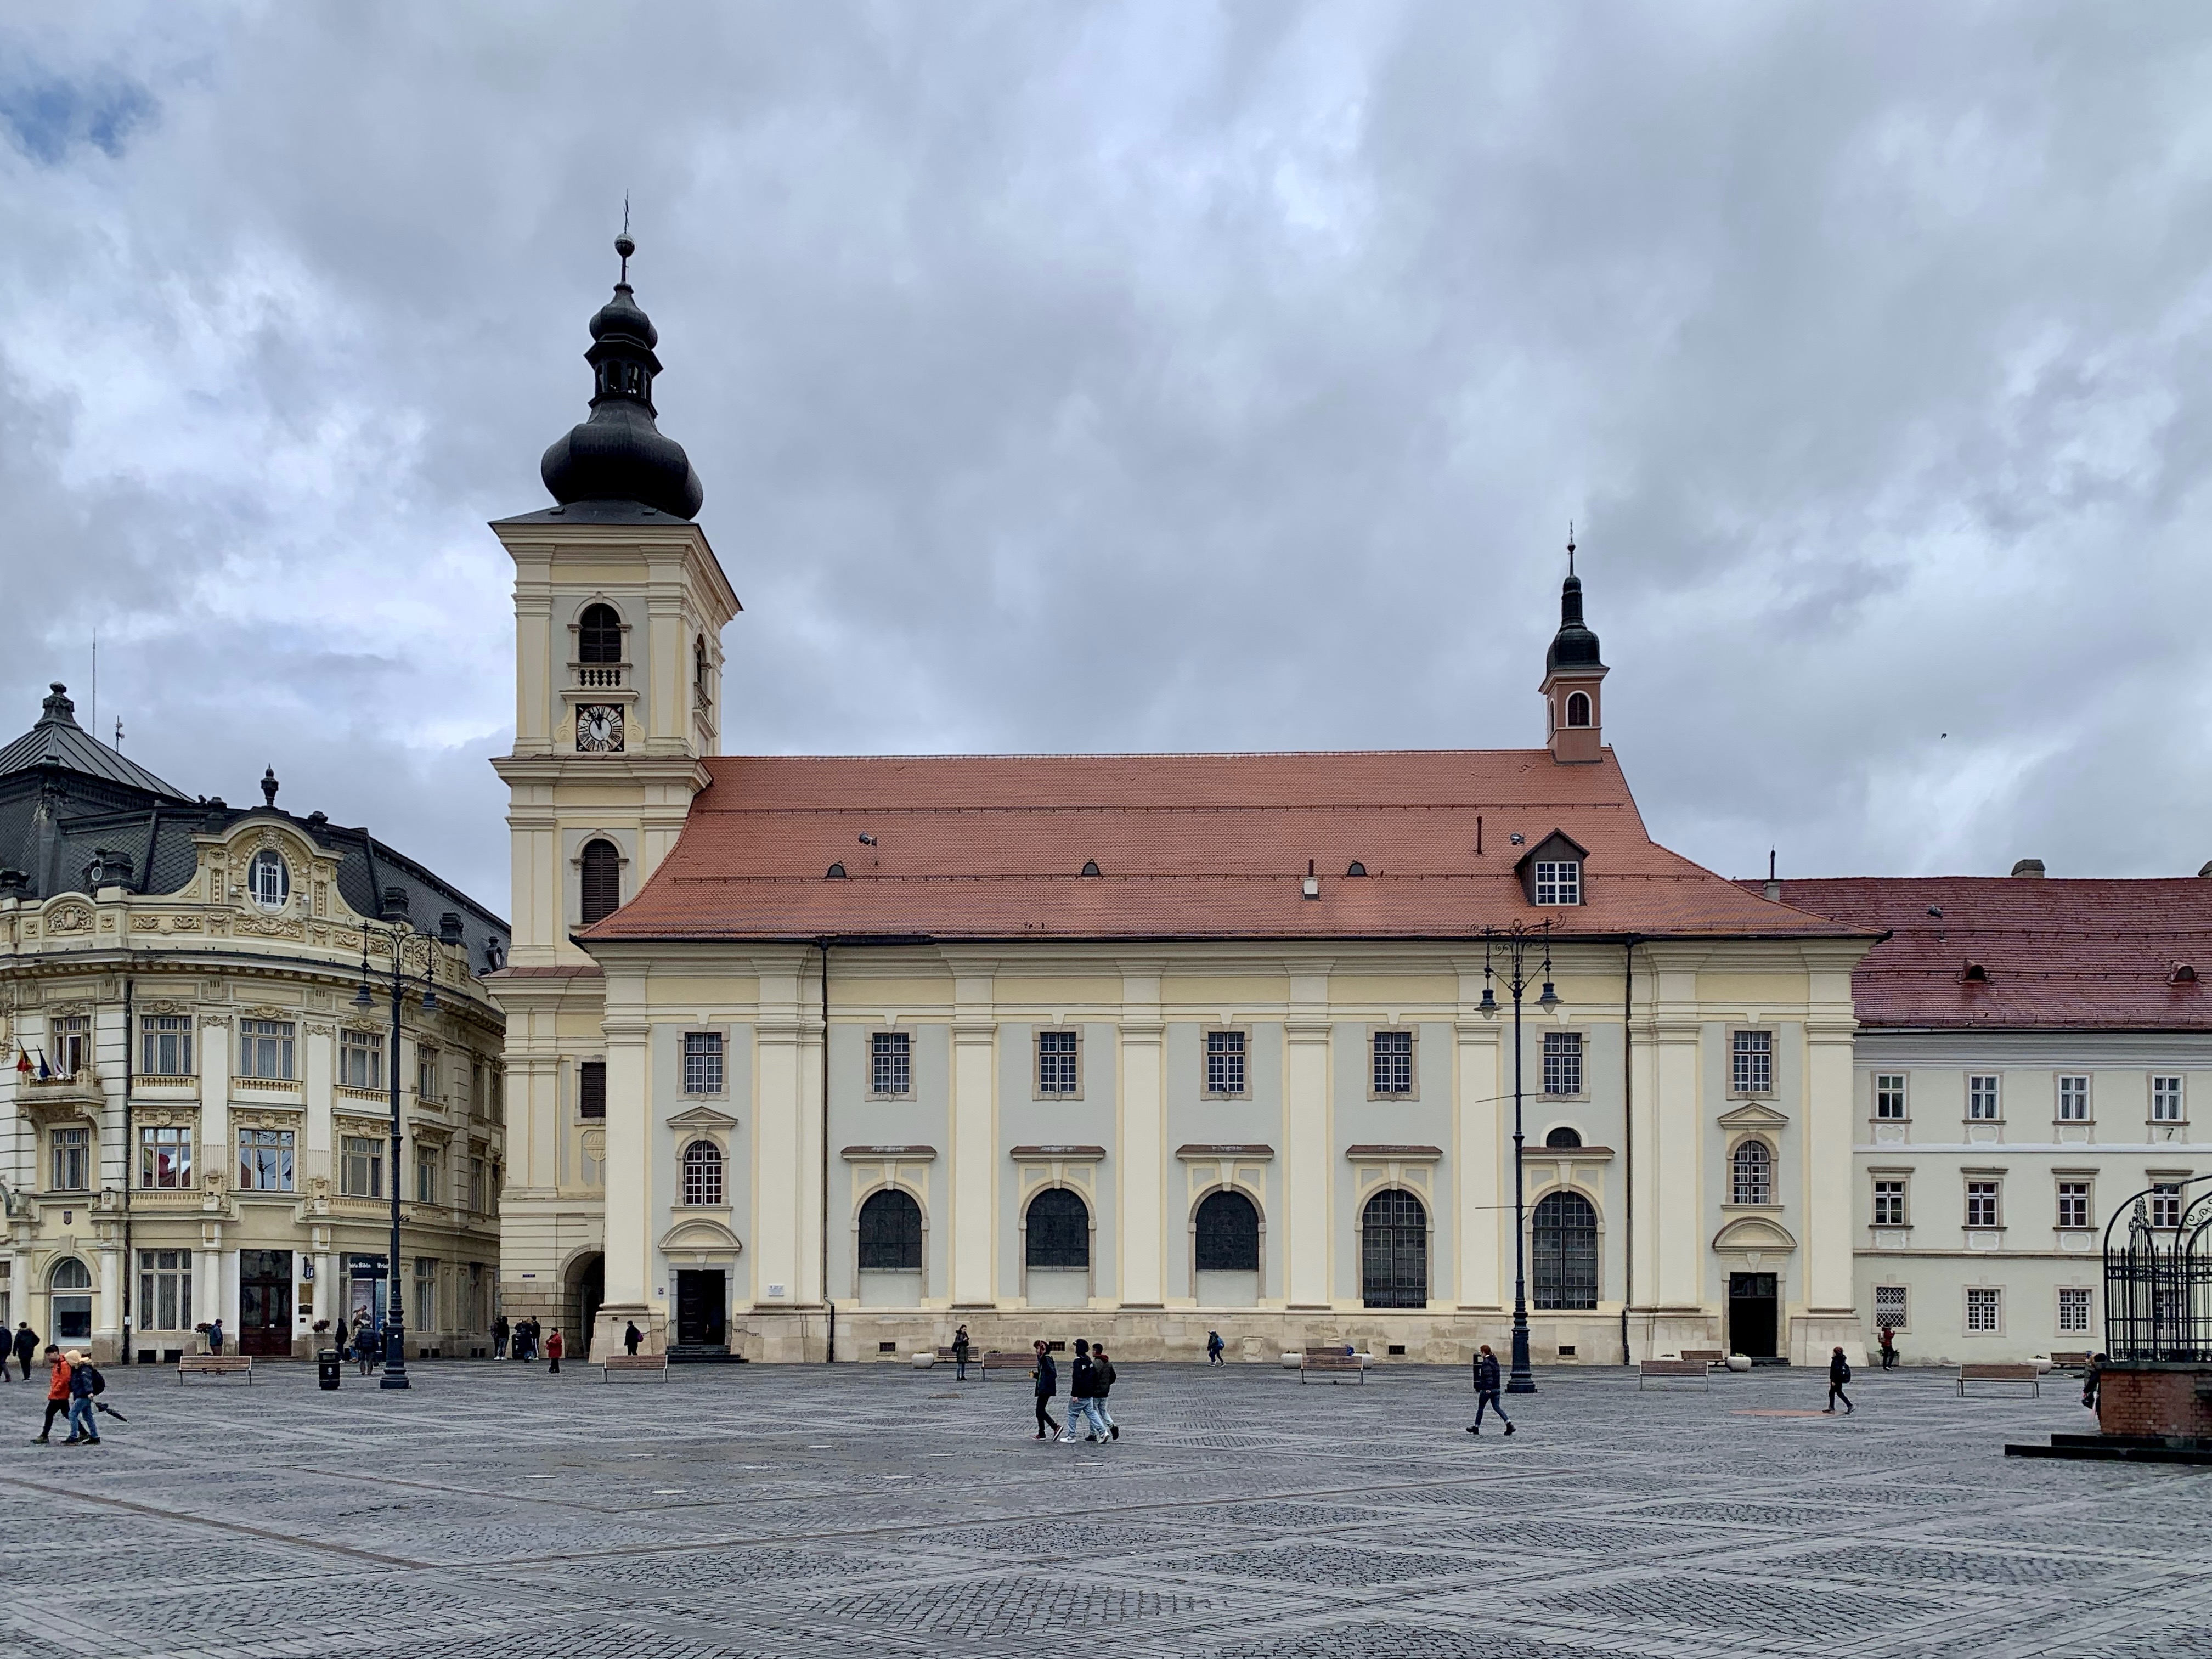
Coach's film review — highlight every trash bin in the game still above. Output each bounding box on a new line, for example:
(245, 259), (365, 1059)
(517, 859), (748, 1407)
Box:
(318, 1349), (342, 1391)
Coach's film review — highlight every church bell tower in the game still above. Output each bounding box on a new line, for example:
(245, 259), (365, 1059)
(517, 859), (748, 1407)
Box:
(1539, 533), (1607, 764)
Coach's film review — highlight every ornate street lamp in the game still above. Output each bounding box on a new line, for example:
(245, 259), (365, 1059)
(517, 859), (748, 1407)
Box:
(356, 907), (440, 1391)
(1482, 921), (1556, 1395)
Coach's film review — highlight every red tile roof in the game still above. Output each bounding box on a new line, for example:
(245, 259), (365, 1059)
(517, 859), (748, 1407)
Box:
(581, 749), (1865, 945)
(1756, 876), (2212, 1029)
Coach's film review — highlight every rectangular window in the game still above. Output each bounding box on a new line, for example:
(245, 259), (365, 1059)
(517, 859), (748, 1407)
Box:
(2152, 1075), (2185, 1122)
(50, 1126), (90, 1192)
(1037, 1029), (1080, 1096)
(1542, 1031), (1583, 1098)
(137, 1249), (193, 1331)
(1872, 1180), (1907, 1227)
(138, 1125), (193, 1189)
(1532, 860), (1581, 906)
(1205, 1029), (1247, 1097)
(1965, 1287), (2002, 1333)
(52, 1014), (91, 1079)
(339, 1030), (384, 1091)
(2057, 1181), (2090, 1229)
(1373, 1029), (1414, 1096)
(1874, 1284), (1908, 1329)
(871, 1031), (911, 1097)
(417, 1053), (438, 1103)
(238, 1019), (295, 1081)
(1731, 1030), (1773, 1095)
(2151, 1184), (2183, 1228)
(238, 1128), (295, 1192)
(2057, 1075), (2090, 1122)
(2057, 1286), (2092, 1334)
(684, 1031), (724, 1094)
(416, 1147), (441, 1205)
(1966, 1181), (2002, 1228)
(1874, 1074), (1908, 1120)
(341, 1136), (383, 1199)
(1968, 1075), (2001, 1120)
(577, 1060), (606, 1119)
(140, 1014), (193, 1078)
(414, 1258), (437, 1333)
(469, 1156), (487, 1213)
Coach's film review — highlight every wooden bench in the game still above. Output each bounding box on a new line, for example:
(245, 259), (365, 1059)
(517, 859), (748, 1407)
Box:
(1638, 1358), (1709, 1391)
(1300, 1348), (1366, 1384)
(2048, 1351), (2090, 1372)
(1958, 1362), (2039, 1397)
(979, 1351), (1036, 1380)
(935, 1346), (983, 1371)
(177, 1355), (253, 1383)
(1680, 1348), (1726, 1371)
(599, 1353), (669, 1382)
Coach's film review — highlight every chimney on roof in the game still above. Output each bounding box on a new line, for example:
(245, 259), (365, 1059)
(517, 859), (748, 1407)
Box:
(1762, 848), (1781, 902)
(439, 912), (465, 946)
(380, 884), (411, 921)
(2010, 859), (2046, 878)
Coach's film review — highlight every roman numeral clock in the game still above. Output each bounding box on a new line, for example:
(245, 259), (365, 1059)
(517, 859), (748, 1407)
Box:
(575, 704), (625, 753)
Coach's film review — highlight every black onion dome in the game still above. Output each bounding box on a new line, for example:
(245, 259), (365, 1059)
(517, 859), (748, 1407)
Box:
(539, 234), (704, 520)
(1546, 573), (1604, 673)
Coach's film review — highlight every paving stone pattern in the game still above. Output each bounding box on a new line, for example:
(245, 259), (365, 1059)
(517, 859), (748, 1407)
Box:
(3, 1360), (2207, 1658)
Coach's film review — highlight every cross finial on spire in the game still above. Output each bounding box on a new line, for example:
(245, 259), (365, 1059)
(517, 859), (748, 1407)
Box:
(616, 195), (634, 284)
(1566, 520), (1576, 577)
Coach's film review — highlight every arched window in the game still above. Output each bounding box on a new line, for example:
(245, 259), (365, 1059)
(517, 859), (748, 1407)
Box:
(1025, 1188), (1090, 1269)
(578, 603), (624, 665)
(681, 1141), (724, 1206)
(1361, 1188), (1427, 1309)
(49, 1257), (93, 1340)
(1566, 691), (1592, 727)
(1194, 1189), (1260, 1273)
(858, 1188), (923, 1272)
(578, 839), (621, 926)
(1544, 1125), (1583, 1149)
(249, 849), (290, 910)
(1532, 1189), (1599, 1310)
(1731, 1139), (1773, 1206)
(693, 635), (712, 706)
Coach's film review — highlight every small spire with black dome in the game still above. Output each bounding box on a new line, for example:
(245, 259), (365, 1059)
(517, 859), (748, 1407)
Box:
(1539, 524), (1609, 764)
(538, 223), (706, 520)
(1546, 524), (1604, 675)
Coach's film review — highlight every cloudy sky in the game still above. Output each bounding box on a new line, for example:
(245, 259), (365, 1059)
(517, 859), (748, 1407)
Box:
(6, 3), (2212, 913)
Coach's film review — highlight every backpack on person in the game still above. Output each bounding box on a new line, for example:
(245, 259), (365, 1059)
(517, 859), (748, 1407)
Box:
(84, 1364), (106, 1396)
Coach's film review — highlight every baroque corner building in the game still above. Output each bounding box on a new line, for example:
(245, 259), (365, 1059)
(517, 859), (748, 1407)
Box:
(492, 238), (1883, 1366)
(0, 686), (510, 1362)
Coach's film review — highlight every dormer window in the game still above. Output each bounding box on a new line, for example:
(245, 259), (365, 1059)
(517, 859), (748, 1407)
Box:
(249, 849), (290, 910)
(2173, 963), (2198, 984)
(1961, 961), (1989, 983)
(1533, 860), (1580, 906)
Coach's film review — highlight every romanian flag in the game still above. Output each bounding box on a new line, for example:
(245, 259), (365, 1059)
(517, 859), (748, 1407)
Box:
(12, 1047), (26, 1077)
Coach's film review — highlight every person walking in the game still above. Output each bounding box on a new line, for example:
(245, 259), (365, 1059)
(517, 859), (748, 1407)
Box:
(1466, 1344), (1514, 1436)
(1061, 1340), (1108, 1443)
(1877, 1324), (1896, 1371)
(354, 1322), (378, 1376)
(493, 1314), (510, 1359)
(1206, 1329), (1225, 1366)
(12, 1322), (35, 1381)
(1091, 1344), (1120, 1440)
(1824, 1346), (1854, 1414)
(33, 1346), (70, 1443)
(546, 1329), (564, 1375)
(2083, 1352), (2107, 1413)
(62, 1350), (101, 1446)
(952, 1325), (971, 1381)
(624, 1320), (644, 1357)
(1030, 1340), (1060, 1440)
(207, 1318), (226, 1357)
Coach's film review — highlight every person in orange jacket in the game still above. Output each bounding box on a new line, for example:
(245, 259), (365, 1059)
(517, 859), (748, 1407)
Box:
(546, 1328), (563, 1375)
(32, 1346), (69, 1443)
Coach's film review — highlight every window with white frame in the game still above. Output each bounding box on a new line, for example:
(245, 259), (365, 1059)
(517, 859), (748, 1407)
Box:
(2151, 1184), (2183, 1228)
(1874, 1074), (1908, 1119)
(138, 1125), (191, 1188)
(417, 1052), (438, 1103)
(870, 1031), (911, 1097)
(340, 1030), (383, 1091)
(415, 1146), (441, 1205)
(2152, 1075), (2185, 1122)
(52, 1014), (90, 1078)
(239, 1019), (295, 1081)
(1966, 1180), (2002, 1228)
(50, 1126), (89, 1192)
(1037, 1029), (1079, 1096)
(140, 1014), (193, 1078)
(1205, 1029), (1247, 1097)
(2057, 1286), (2092, 1334)
(682, 1139), (724, 1206)
(1965, 1286), (2002, 1332)
(413, 1257), (437, 1331)
(1874, 1283), (1908, 1329)
(1731, 1030), (1773, 1095)
(1532, 860), (1581, 906)
(1543, 1031), (1583, 1097)
(341, 1136), (383, 1198)
(1372, 1029), (1413, 1096)
(248, 849), (290, 910)
(2057, 1181), (2090, 1229)
(1730, 1139), (1773, 1205)
(1872, 1179), (1907, 1226)
(2057, 1075), (2090, 1122)
(1967, 1075), (2001, 1120)
(684, 1031), (724, 1094)
(469, 1155), (487, 1213)
(137, 1249), (192, 1330)
(238, 1128), (295, 1192)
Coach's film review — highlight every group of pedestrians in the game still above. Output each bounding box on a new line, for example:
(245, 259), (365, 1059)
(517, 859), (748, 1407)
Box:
(30, 1345), (119, 1444)
(1029, 1338), (1120, 1443)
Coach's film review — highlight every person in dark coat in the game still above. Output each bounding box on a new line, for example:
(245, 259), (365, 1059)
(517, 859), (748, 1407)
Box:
(952, 1325), (971, 1381)
(1091, 1344), (1120, 1440)
(493, 1314), (510, 1359)
(11, 1322), (35, 1382)
(1466, 1344), (1514, 1435)
(1824, 1346), (1854, 1414)
(2082, 1352), (2107, 1412)
(1876, 1323), (1897, 1370)
(1206, 1330), (1225, 1365)
(206, 1319), (225, 1356)
(624, 1321), (644, 1356)
(1060, 1339), (1102, 1443)
(1030, 1341), (1059, 1440)
(63, 1349), (101, 1445)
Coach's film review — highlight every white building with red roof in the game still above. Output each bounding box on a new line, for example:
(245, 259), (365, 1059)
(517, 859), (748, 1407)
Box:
(487, 241), (1887, 1368)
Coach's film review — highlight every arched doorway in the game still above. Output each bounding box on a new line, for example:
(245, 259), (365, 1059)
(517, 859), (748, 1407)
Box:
(567, 1253), (603, 1359)
(1361, 1189), (1427, 1309)
(1532, 1189), (1598, 1310)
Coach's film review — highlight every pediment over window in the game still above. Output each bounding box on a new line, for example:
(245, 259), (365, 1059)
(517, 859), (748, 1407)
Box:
(667, 1104), (738, 1133)
(1718, 1102), (1789, 1128)
(658, 1215), (743, 1254)
(1514, 831), (1589, 905)
(1712, 1215), (1798, 1254)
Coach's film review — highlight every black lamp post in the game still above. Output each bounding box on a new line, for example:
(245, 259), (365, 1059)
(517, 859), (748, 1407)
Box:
(354, 910), (439, 1392)
(1482, 921), (1557, 1396)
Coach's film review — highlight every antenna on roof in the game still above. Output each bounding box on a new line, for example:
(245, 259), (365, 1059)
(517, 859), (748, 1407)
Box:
(88, 631), (96, 743)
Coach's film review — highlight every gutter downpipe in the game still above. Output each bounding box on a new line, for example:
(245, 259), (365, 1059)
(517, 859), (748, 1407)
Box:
(121, 974), (134, 1365)
(1620, 938), (1637, 1368)
(820, 938), (833, 1365)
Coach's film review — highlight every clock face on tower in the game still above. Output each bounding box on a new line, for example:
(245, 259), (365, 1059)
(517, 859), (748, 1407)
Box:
(576, 704), (625, 753)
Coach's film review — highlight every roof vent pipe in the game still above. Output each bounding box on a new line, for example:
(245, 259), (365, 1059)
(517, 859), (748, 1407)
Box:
(2011, 859), (2046, 878)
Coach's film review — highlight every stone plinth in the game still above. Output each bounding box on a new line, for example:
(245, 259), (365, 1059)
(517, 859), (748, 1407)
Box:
(2096, 1360), (2212, 1440)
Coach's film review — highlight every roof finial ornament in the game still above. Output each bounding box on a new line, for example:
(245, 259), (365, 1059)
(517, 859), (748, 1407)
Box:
(261, 766), (279, 808)
(616, 196), (634, 285)
(1566, 521), (1576, 578)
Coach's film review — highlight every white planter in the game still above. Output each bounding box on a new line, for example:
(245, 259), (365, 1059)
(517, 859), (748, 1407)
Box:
(1725, 1354), (1752, 1373)
(910, 1352), (936, 1370)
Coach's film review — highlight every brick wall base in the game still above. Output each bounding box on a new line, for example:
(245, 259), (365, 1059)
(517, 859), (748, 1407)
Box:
(2096, 1361), (2212, 1440)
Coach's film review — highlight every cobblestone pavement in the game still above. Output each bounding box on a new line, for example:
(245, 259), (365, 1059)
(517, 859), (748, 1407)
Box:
(3, 1359), (2206, 1658)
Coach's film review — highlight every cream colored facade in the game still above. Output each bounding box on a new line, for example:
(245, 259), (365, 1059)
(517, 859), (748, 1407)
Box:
(1, 820), (506, 1364)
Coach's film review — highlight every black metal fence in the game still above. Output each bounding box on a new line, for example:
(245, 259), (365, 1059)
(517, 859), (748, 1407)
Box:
(2102, 1173), (2212, 1362)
